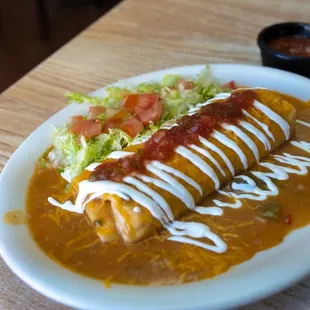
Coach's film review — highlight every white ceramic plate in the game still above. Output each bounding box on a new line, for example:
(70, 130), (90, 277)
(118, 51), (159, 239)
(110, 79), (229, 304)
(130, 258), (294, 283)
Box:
(1, 64), (310, 310)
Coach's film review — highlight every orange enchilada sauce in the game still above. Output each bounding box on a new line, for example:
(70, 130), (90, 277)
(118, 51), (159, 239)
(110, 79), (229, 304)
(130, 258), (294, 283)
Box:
(26, 95), (310, 285)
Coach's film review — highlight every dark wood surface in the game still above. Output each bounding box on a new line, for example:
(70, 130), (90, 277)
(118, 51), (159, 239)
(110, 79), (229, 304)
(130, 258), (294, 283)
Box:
(0, 0), (120, 93)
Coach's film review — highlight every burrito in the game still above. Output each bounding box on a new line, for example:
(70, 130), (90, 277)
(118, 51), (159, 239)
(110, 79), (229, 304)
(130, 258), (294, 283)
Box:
(56, 89), (296, 244)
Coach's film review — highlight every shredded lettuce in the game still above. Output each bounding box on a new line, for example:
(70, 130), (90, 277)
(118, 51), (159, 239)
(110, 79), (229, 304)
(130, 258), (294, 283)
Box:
(136, 82), (162, 94)
(196, 66), (223, 101)
(161, 88), (202, 120)
(96, 113), (106, 121)
(162, 74), (181, 87)
(132, 67), (224, 143)
(46, 66), (225, 182)
(66, 67), (221, 113)
(160, 66), (223, 120)
(132, 121), (164, 145)
(47, 128), (131, 182)
(104, 87), (131, 107)
(66, 86), (131, 108)
(66, 92), (104, 106)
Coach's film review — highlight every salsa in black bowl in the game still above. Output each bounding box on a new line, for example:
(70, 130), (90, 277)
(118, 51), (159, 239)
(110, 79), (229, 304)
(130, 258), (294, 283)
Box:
(257, 22), (310, 78)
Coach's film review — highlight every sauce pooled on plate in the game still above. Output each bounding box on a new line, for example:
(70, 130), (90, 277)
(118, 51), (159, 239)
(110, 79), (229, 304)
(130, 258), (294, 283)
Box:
(25, 91), (310, 286)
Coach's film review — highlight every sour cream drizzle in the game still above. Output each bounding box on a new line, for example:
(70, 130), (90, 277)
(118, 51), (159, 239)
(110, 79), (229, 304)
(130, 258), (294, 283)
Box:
(164, 221), (227, 253)
(49, 95), (306, 255)
(195, 206), (223, 216)
(190, 144), (226, 176)
(242, 110), (275, 142)
(291, 140), (310, 153)
(133, 206), (141, 213)
(187, 93), (231, 116)
(297, 120), (310, 128)
(73, 180), (169, 224)
(199, 136), (235, 176)
(222, 123), (260, 162)
(253, 100), (290, 140)
(147, 162), (196, 209)
(151, 161), (202, 195)
(176, 146), (220, 189)
(124, 176), (174, 221)
(212, 130), (248, 168)
(220, 149), (310, 201)
(47, 197), (83, 214)
(86, 151), (134, 171)
(239, 121), (271, 151)
(136, 173), (192, 209)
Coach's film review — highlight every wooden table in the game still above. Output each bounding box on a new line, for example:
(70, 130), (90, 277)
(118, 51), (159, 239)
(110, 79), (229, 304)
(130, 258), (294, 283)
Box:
(0, 0), (309, 309)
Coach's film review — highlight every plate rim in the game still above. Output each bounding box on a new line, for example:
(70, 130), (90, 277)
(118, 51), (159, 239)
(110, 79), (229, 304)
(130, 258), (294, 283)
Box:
(1, 63), (310, 310)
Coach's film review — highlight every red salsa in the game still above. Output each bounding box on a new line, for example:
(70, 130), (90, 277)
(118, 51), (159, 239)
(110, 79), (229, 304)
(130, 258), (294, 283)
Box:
(90, 90), (257, 182)
(269, 36), (310, 57)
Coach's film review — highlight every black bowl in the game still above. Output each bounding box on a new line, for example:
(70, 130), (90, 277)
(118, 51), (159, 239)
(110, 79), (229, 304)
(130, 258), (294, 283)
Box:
(257, 22), (310, 78)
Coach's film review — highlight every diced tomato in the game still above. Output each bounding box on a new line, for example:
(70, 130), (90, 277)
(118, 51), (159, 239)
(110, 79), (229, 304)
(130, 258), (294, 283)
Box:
(105, 108), (120, 119)
(72, 115), (84, 120)
(176, 79), (194, 90)
(222, 80), (237, 90)
(134, 93), (160, 115)
(119, 117), (144, 137)
(69, 119), (102, 139)
(124, 94), (140, 112)
(71, 115), (84, 125)
(88, 106), (106, 119)
(135, 100), (162, 125)
(111, 109), (132, 121)
(133, 93), (162, 125)
(102, 119), (122, 133)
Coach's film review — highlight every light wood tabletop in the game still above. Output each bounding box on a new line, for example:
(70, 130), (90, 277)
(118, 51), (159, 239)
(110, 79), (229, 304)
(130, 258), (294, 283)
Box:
(0, 0), (310, 309)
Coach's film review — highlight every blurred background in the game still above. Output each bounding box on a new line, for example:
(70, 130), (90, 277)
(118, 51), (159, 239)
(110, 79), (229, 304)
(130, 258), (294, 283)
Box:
(0, 0), (121, 93)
